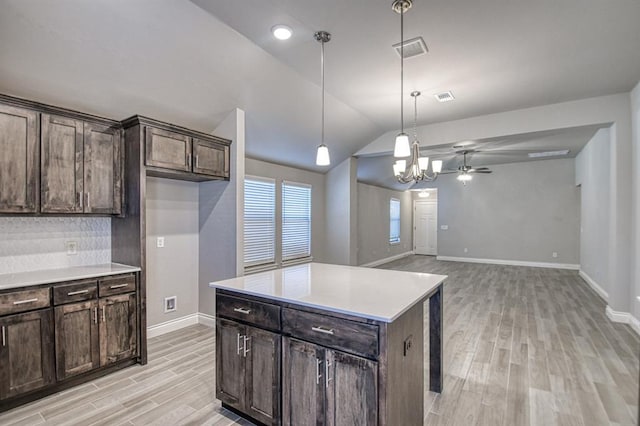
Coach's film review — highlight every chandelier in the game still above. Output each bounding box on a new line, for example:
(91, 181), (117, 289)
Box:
(393, 91), (443, 183)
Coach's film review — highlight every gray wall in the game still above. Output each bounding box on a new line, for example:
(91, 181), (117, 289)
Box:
(145, 177), (199, 327)
(357, 183), (412, 265)
(632, 81), (640, 322)
(421, 158), (580, 265)
(325, 157), (358, 265)
(245, 158), (327, 263)
(575, 129), (610, 295)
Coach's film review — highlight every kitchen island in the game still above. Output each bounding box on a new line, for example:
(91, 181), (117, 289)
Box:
(210, 262), (446, 426)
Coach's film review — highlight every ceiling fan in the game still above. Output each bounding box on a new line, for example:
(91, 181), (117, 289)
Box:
(440, 150), (492, 184)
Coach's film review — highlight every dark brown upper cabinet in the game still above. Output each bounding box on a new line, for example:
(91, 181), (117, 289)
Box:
(145, 127), (191, 172)
(41, 115), (122, 215)
(0, 104), (39, 213)
(193, 138), (229, 179)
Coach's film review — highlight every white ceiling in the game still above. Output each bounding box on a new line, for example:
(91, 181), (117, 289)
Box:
(0, 0), (638, 175)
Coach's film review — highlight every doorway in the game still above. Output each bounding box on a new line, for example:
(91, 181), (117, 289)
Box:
(414, 192), (438, 255)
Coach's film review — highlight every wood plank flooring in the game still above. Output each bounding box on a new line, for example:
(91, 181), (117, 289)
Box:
(0, 256), (637, 425)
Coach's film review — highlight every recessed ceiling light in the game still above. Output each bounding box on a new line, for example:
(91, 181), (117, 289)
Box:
(434, 91), (455, 102)
(527, 150), (570, 158)
(271, 25), (292, 40)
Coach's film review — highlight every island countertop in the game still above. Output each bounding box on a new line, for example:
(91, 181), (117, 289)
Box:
(209, 262), (446, 323)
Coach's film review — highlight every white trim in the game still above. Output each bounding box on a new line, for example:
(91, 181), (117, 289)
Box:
(578, 270), (609, 301)
(629, 315), (640, 336)
(197, 313), (216, 328)
(147, 313), (199, 338)
(360, 251), (414, 268)
(604, 306), (640, 336)
(436, 256), (580, 270)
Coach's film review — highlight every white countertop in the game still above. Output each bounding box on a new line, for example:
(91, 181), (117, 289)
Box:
(0, 263), (141, 290)
(209, 263), (446, 323)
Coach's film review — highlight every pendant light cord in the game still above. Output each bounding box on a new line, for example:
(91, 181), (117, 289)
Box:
(321, 38), (325, 146)
(400, 5), (404, 134)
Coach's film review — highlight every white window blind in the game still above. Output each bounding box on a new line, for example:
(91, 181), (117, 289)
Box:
(244, 177), (276, 267)
(390, 198), (401, 244)
(282, 182), (312, 262)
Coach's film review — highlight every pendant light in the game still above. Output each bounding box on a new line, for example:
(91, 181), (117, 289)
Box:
(393, 0), (411, 158)
(315, 31), (331, 166)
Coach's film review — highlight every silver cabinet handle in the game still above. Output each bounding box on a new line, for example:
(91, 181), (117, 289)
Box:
(86, 192), (91, 210)
(102, 308), (106, 323)
(93, 307), (98, 324)
(68, 289), (89, 296)
(312, 326), (334, 335)
(13, 298), (38, 305)
(195, 155), (199, 169)
(110, 284), (129, 289)
(326, 360), (332, 388)
(78, 191), (83, 209)
(233, 307), (251, 315)
(316, 359), (323, 385)
(187, 153), (192, 169)
(243, 336), (251, 357)
(236, 333), (244, 355)
(1, 326), (5, 347)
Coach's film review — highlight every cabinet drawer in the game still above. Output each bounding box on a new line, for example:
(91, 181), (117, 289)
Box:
(282, 308), (379, 359)
(53, 280), (98, 305)
(98, 274), (136, 297)
(216, 293), (281, 331)
(0, 287), (51, 316)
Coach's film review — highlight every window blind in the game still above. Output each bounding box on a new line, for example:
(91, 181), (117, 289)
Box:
(390, 198), (401, 243)
(244, 177), (276, 267)
(282, 182), (311, 261)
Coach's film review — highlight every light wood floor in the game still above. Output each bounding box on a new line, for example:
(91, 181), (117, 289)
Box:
(0, 256), (637, 425)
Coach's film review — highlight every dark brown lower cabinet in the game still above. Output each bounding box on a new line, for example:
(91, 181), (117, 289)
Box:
(216, 318), (281, 425)
(282, 337), (378, 426)
(0, 310), (55, 399)
(55, 300), (100, 380)
(99, 293), (137, 366)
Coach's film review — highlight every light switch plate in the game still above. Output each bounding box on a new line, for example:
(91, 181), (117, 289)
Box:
(440, 225), (449, 230)
(66, 241), (78, 255)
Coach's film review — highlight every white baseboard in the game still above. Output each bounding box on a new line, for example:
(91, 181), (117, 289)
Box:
(578, 270), (609, 301)
(147, 313), (199, 338)
(605, 306), (640, 336)
(436, 256), (580, 270)
(147, 312), (216, 338)
(360, 251), (414, 268)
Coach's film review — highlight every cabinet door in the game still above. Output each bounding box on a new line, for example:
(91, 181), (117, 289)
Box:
(325, 350), (378, 426)
(99, 293), (137, 366)
(192, 138), (229, 178)
(216, 318), (245, 410)
(283, 337), (325, 426)
(0, 104), (39, 213)
(41, 114), (84, 213)
(55, 300), (100, 381)
(84, 123), (122, 214)
(0, 310), (55, 400)
(144, 127), (191, 172)
(244, 327), (281, 425)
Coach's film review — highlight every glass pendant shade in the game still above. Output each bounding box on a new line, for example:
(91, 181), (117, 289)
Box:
(418, 156), (429, 172)
(394, 133), (410, 157)
(393, 160), (406, 176)
(432, 160), (443, 173)
(316, 144), (330, 166)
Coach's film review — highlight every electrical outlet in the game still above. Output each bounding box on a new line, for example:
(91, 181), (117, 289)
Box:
(66, 241), (78, 255)
(157, 237), (165, 248)
(552, 252), (558, 258)
(403, 335), (413, 356)
(164, 296), (177, 313)
(440, 225), (449, 230)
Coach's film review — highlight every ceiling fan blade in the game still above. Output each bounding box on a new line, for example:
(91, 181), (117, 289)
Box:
(471, 170), (492, 174)
(438, 170), (459, 174)
(473, 167), (490, 171)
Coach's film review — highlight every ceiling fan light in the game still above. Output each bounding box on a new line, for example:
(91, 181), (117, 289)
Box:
(394, 133), (410, 157)
(316, 144), (330, 166)
(432, 160), (443, 173)
(457, 173), (472, 182)
(418, 156), (429, 172)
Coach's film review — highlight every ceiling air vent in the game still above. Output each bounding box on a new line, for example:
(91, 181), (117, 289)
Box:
(392, 36), (428, 59)
(434, 91), (455, 102)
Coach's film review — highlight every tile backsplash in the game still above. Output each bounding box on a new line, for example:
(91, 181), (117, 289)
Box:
(0, 217), (111, 274)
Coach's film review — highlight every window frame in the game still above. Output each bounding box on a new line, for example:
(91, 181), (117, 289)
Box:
(243, 176), (277, 271)
(281, 180), (313, 265)
(389, 197), (401, 245)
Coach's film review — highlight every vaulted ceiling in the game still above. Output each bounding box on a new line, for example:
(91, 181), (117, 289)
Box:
(1, 0), (639, 175)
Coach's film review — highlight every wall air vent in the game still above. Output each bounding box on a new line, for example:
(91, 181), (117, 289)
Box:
(392, 36), (428, 59)
(434, 91), (455, 102)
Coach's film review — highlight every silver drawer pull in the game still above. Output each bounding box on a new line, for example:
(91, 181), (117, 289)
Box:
(233, 307), (251, 315)
(326, 361), (332, 388)
(316, 359), (322, 385)
(237, 333), (244, 355)
(13, 298), (38, 305)
(243, 336), (251, 357)
(68, 289), (89, 296)
(312, 326), (335, 335)
(109, 284), (129, 289)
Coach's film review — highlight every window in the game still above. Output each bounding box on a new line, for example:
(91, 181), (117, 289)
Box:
(282, 182), (312, 262)
(244, 177), (276, 268)
(390, 198), (401, 244)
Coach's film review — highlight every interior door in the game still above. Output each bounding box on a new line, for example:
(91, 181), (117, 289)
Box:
(414, 200), (438, 255)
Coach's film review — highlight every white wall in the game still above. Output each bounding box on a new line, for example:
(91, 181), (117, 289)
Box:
(246, 158), (327, 263)
(631, 81), (640, 323)
(576, 129), (610, 297)
(0, 217), (110, 274)
(145, 178), (199, 327)
(357, 183), (412, 265)
(325, 157), (358, 265)
(418, 159), (580, 266)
